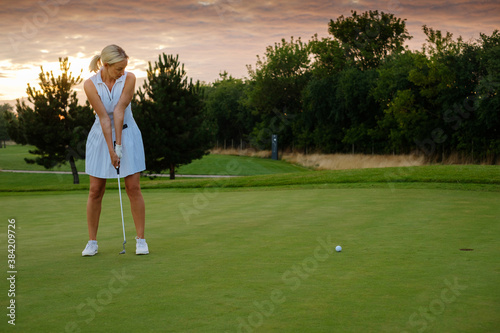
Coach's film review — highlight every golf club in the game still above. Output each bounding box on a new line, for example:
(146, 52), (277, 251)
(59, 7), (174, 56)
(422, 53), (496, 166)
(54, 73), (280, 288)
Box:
(115, 144), (126, 254)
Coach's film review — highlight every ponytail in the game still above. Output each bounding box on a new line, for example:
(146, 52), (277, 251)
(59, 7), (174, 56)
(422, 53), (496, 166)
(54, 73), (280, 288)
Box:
(89, 45), (129, 72)
(89, 54), (102, 73)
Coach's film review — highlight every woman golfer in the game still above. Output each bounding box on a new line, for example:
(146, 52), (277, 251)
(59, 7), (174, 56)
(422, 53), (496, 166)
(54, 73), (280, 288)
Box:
(82, 45), (149, 256)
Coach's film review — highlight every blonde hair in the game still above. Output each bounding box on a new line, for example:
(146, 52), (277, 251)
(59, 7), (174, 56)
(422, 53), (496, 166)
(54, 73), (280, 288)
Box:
(89, 45), (129, 72)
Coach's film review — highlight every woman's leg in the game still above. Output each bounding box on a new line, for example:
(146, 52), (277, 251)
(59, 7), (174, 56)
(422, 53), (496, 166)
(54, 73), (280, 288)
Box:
(87, 176), (107, 240)
(124, 173), (145, 238)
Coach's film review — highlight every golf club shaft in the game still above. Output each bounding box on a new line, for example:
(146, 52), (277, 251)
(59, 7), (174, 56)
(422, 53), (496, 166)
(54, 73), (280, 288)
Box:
(117, 167), (126, 245)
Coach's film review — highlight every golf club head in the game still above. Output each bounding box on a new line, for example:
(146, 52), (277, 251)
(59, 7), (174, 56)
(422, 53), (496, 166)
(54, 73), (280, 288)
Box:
(119, 240), (127, 254)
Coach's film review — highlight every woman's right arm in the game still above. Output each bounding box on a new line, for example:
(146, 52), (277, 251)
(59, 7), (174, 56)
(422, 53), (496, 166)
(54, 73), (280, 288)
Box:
(84, 79), (120, 168)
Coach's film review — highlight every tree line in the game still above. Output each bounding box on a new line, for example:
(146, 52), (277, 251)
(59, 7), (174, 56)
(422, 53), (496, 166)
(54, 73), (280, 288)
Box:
(4, 10), (499, 184)
(206, 10), (499, 162)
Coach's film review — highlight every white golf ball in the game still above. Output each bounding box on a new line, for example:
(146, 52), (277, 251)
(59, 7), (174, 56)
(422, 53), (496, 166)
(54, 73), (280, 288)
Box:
(335, 245), (342, 252)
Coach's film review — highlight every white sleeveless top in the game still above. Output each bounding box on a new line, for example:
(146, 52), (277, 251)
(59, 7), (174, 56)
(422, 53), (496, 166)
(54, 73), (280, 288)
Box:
(85, 70), (146, 179)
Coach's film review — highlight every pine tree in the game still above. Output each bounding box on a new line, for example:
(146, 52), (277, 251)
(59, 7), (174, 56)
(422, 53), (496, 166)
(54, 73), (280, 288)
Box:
(0, 103), (13, 147)
(4, 57), (94, 184)
(133, 54), (213, 179)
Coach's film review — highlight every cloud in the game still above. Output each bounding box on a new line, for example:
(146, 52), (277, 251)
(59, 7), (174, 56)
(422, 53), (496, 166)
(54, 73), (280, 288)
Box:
(1, 0), (499, 103)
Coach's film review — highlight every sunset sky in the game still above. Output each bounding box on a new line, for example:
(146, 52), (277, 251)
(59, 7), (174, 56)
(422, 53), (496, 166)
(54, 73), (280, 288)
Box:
(1, 0), (499, 106)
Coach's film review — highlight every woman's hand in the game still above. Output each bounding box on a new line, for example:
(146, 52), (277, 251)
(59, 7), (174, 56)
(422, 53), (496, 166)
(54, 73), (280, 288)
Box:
(110, 151), (120, 169)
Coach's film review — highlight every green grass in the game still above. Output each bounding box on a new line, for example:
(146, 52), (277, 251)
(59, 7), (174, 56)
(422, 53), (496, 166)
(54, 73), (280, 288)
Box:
(0, 144), (86, 172)
(1, 145), (498, 193)
(177, 153), (310, 175)
(0, 144), (308, 175)
(0, 165), (499, 192)
(0, 145), (499, 332)
(0, 188), (499, 332)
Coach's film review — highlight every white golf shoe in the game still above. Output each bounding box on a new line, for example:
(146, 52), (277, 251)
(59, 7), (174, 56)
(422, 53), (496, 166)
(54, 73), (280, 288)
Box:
(82, 240), (98, 256)
(136, 237), (149, 255)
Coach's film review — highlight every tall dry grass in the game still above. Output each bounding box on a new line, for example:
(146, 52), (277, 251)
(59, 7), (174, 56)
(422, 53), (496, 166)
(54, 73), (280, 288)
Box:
(281, 152), (426, 170)
(210, 148), (426, 170)
(211, 148), (272, 159)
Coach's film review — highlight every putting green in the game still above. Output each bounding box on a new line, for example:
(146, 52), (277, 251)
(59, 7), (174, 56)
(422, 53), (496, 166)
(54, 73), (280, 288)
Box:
(1, 187), (499, 332)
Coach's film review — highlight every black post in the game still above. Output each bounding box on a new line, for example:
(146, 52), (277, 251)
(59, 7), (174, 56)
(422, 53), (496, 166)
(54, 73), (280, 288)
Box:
(272, 134), (278, 160)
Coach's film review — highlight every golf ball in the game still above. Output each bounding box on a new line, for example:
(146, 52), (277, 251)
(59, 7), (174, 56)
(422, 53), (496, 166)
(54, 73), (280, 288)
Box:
(335, 245), (342, 252)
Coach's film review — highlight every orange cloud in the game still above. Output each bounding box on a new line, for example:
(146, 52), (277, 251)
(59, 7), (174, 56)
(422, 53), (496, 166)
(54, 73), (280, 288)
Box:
(1, 0), (499, 103)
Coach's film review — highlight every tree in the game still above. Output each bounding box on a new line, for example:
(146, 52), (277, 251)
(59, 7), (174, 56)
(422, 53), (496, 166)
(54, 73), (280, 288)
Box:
(337, 67), (379, 153)
(300, 10), (412, 153)
(301, 74), (342, 152)
(301, 66), (380, 153)
(328, 10), (412, 69)
(4, 58), (94, 184)
(0, 103), (13, 147)
(473, 30), (500, 162)
(133, 53), (212, 179)
(246, 36), (311, 149)
(204, 72), (254, 147)
(309, 34), (347, 76)
(410, 27), (482, 160)
(372, 51), (427, 153)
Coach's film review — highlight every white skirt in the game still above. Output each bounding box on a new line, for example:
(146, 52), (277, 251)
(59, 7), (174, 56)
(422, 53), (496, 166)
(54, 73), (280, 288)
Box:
(85, 119), (146, 179)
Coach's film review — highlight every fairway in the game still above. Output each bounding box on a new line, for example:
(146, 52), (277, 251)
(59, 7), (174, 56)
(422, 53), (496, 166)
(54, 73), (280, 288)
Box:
(1, 187), (499, 332)
(0, 145), (309, 176)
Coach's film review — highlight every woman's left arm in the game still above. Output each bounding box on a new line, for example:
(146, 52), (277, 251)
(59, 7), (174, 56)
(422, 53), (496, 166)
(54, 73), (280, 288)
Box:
(113, 72), (136, 146)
